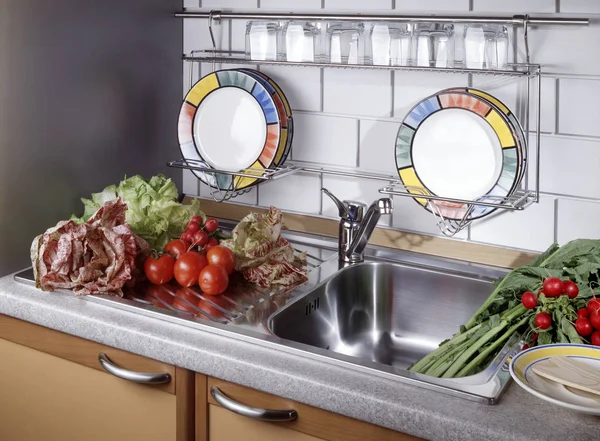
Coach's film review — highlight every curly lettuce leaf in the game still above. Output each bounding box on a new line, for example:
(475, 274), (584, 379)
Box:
(71, 175), (203, 249)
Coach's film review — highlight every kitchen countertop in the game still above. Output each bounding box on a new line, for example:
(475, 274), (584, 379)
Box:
(1, 273), (599, 441)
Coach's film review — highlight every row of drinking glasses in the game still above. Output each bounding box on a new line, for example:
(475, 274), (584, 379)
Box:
(245, 21), (509, 69)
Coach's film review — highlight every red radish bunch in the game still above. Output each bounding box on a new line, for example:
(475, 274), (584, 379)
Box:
(580, 298), (600, 344)
(179, 216), (220, 253)
(538, 277), (579, 299)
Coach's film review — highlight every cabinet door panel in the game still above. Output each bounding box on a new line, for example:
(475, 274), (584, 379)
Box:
(0, 338), (176, 441)
(209, 404), (322, 441)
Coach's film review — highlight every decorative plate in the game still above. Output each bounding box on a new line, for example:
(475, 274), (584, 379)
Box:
(239, 68), (294, 167)
(395, 90), (520, 221)
(445, 87), (527, 185)
(178, 69), (281, 191)
(510, 344), (600, 415)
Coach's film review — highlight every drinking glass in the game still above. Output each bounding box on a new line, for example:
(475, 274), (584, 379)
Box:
(281, 21), (322, 62)
(245, 21), (280, 61)
(326, 22), (367, 65)
(463, 24), (509, 69)
(412, 23), (455, 68)
(370, 22), (411, 66)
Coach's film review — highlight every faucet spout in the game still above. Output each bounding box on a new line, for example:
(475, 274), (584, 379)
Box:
(345, 198), (393, 261)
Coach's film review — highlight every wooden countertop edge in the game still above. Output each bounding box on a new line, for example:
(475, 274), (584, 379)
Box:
(188, 198), (537, 269)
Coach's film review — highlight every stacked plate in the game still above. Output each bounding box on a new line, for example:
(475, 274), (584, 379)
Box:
(395, 87), (526, 221)
(178, 69), (293, 192)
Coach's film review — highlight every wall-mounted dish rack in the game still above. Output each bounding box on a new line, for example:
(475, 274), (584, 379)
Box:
(173, 10), (589, 237)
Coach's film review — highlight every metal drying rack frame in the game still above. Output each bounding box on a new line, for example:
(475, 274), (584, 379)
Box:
(172, 10), (590, 236)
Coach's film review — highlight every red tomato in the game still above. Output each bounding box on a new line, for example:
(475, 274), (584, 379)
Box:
(144, 254), (175, 285)
(204, 217), (219, 233)
(199, 265), (229, 295)
(588, 299), (600, 314)
(592, 331), (600, 346)
(521, 291), (537, 309)
(193, 230), (209, 247)
(575, 318), (594, 336)
(577, 308), (590, 319)
(174, 251), (208, 287)
(590, 311), (600, 330)
(542, 277), (563, 297)
(164, 239), (190, 259)
(207, 246), (236, 275)
(534, 312), (552, 330)
(205, 237), (219, 251)
(562, 280), (579, 299)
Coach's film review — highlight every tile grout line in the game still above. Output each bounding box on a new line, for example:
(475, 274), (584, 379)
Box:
(319, 173), (324, 215)
(320, 68), (325, 112)
(555, 78), (560, 134)
(556, 0), (560, 13)
(356, 120), (361, 168)
(389, 71), (395, 118)
(553, 198), (559, 243)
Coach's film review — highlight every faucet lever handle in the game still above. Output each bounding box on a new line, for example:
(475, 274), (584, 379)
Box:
(321, 188), (365, 222)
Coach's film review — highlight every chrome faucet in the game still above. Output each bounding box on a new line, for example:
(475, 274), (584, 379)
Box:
(322, 188), (393, 264)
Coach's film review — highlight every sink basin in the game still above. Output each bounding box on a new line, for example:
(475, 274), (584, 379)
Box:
(269, 261), (494, 370)
(268, 259), (520, 404)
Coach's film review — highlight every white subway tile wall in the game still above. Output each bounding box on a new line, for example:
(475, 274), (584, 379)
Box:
(472, 0), (555, 13)
(323, 70), (392, 117)
(182, 4), (600, 252)
(557, 199), (600, 244)
(558, 79), (600, 137)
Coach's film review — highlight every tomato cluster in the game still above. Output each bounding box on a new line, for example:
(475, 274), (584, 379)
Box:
(142, 215), (236, 296)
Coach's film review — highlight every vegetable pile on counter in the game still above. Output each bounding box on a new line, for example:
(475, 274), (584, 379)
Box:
(31, 172), (308, 299)
(70, 174), (204, 249)
(408, 239), (600, 378)
(145, 214), (236, 295)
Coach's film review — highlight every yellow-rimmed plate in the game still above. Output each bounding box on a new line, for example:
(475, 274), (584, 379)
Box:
(178, 69), (281, 191)
(509, 344), (600, 415)
(396, 90), (520, 220)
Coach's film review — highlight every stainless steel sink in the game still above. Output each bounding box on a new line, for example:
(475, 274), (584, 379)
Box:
(269, 261), (495, 369)
(268, 257), (520, 404)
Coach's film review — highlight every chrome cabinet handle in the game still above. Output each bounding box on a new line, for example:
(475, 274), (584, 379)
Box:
(98, 352), (172, 384)
(211, 386), (298, 422)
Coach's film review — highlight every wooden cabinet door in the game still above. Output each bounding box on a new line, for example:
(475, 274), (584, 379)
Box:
(0, 337), (177, 441)
(201, 375), (423, 441)
(0, 315), (195, 441)
(209, 404), (322, 441)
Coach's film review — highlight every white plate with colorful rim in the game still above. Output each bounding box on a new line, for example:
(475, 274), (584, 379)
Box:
(444, 87), (527, 186)
(178, 69), (280, 191)
(395, 90), (520, 221)
(509, 344), (600, 415)
(239, 68), (294, 167)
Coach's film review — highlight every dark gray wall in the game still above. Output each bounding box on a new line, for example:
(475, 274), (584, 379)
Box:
(0, 0), (183, 275)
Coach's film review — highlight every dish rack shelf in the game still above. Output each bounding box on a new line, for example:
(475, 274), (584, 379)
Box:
(173, 10), (590, 237)
(184, 50), (540, 77)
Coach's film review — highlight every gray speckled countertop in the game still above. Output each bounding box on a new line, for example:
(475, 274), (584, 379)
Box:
(1, 274), (599, 441)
